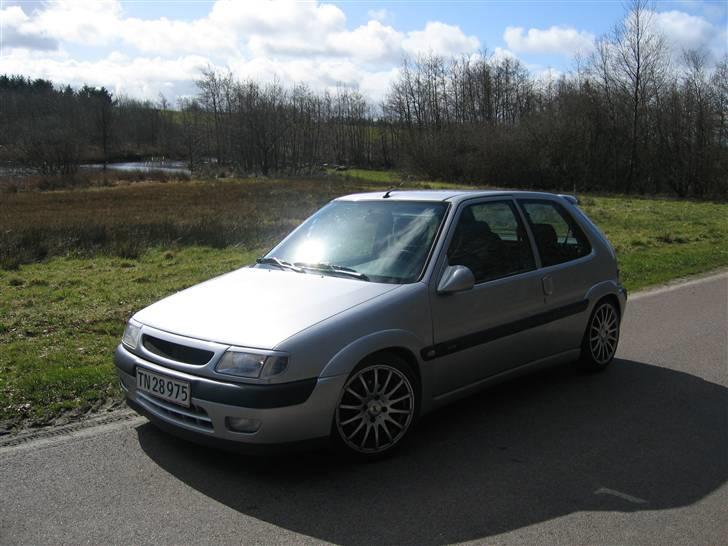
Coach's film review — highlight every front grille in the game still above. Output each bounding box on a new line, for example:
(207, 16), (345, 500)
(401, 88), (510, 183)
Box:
(142, 335), (214, 366)
(137, 391), (213, 430)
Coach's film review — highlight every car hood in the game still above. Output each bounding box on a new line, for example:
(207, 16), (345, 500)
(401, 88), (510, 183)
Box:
(133, 267), (400, 349)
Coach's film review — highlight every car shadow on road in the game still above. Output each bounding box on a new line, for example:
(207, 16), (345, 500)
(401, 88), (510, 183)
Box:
(136, 359), (728, 545)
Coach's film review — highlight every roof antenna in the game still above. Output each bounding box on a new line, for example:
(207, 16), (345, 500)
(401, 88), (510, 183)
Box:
(383, 180), (406, 199)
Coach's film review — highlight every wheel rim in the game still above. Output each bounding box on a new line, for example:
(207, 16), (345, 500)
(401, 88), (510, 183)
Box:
(589, 303), (619, 364)
(336, 364), (415, 454)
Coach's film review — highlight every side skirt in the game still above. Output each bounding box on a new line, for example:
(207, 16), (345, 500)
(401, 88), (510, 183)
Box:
(427, 348), (581, 411)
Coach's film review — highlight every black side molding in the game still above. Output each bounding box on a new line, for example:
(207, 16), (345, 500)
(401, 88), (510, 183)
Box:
(421, 299), (589, 361)
(114, 345), (317, 409)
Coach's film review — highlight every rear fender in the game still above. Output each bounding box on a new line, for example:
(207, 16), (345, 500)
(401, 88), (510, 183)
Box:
(585, 280), (627, 317)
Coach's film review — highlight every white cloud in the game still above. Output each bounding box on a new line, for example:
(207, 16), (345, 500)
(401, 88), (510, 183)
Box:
(652, 10), (724, 61)
(1, 5), (29, 26)
(360, 67), (400, 102)
(229, 56), (360, 88)
(208, 0), (346, 36)
(118, 16), (237, 56)
(224, 56), (397, 102)
(0, 5), (59, 50)
(675, 0), (726, 21)
(403, 22), (480, 57)
(367, 8), (394, 23)
(504, 25), (595, 56)
(0, 0), (480, 101)
(0, 48), (211, 100)
(532, 66), (564, 84)
(491, 47), (518, 62)
(21, 0), (123, 46)
(7, 0), (351, 56)
(327, 21), (403, 62)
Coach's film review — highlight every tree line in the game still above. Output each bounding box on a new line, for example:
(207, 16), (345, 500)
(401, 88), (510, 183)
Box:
(0, 0), (725, 197)
(181, 72), (396, 175)
(0, 75), (174, 174)
(384, 1), (726, 197)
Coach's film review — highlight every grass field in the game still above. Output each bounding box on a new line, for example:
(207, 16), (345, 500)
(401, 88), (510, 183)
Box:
(0, 247), (252, 429)
(0, 176), (376, 269)
(1, 173), (726, 431)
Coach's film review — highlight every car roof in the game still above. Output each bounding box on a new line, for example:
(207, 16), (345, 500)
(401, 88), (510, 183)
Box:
(335, 189), (575, 205)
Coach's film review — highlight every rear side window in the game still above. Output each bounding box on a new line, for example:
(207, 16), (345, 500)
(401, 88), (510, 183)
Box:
(447, 200), (535, 283)
(519, 200), (592, 267)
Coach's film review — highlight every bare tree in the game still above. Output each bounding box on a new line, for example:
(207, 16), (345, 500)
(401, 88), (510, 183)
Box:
(611, 0), (668, 192)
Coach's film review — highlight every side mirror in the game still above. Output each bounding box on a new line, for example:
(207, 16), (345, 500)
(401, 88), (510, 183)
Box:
(437, 265), (475, 295)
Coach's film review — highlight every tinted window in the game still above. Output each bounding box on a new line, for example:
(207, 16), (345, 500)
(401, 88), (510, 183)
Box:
(447, 201), (536, 283)
(519, 200), (592, 267)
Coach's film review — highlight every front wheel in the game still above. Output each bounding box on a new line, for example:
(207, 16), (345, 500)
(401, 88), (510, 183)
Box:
(579, 300), (620, 371)
(333, 354), (417, 457)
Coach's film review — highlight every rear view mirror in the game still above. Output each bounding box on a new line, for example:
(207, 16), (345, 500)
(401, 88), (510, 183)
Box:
(437, 265), (475, 295)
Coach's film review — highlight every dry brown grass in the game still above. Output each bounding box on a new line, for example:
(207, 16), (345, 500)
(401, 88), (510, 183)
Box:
(0, 168), (190, 193)
(0, 176), (379, 269)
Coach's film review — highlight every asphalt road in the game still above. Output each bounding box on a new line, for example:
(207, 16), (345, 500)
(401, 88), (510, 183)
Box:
(1, 272), (726, 545)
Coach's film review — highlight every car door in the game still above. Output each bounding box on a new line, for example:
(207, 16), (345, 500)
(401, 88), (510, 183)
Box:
(517, 198), (595, 356)
(428, 197), (547, 396)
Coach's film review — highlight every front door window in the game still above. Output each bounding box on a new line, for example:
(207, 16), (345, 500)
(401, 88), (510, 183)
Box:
(447, 200), (536, 283)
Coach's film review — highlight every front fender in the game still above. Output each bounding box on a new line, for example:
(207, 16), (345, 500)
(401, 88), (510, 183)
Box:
(319, 329), (425, 379)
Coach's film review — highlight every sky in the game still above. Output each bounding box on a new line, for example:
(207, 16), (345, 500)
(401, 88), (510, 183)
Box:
(1, 0), (726, 104)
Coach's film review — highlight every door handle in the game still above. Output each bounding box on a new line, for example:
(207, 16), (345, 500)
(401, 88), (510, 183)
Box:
(542, 276), (554, 296)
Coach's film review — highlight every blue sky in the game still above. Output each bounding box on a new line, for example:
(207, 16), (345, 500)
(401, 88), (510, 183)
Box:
(1, 0), (725, 103)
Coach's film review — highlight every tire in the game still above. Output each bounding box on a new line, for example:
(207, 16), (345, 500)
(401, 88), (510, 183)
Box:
(579, 299), (620, 371)
(332, 352), (418, 459)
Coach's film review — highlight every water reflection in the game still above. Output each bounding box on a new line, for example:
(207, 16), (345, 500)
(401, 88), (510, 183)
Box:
(80, 160), (190, 174)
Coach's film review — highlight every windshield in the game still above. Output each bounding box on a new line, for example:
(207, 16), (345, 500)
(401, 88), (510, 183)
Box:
(262, 200), (448, 284)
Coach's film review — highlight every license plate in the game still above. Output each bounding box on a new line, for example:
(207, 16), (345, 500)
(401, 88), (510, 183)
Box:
(137, 367), (190, 407)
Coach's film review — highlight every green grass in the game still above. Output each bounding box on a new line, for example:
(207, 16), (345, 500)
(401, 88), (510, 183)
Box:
(578, 195), (728, 290)
(0, 247), (256, 429)
(1, 173), (726, 431)
(329, 167), (479, 189)
(328, 168), (404, 184)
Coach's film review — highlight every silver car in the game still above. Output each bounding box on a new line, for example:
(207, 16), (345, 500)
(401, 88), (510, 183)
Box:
(116, 190), (626, 457)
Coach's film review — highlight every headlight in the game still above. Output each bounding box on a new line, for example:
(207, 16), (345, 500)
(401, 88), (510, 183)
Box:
(121, 319), (142, 350)
(215, 350), (288, 379)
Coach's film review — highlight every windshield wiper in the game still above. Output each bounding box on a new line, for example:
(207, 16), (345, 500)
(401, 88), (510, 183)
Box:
(293, 262), (370, 281)
(256, 256), (304, 273)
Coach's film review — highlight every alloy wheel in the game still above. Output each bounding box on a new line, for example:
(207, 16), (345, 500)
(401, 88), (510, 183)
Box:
(589, 303), (619, 364)
(335, 364), (415, 454)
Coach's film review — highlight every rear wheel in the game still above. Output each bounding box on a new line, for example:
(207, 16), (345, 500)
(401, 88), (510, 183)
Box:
(580, 300), (620, 371)
(333, 354), (417, 458)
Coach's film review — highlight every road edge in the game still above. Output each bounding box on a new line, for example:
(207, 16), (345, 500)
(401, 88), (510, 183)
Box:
(0, 409), (145, 455)
(629, 268), (728, 301)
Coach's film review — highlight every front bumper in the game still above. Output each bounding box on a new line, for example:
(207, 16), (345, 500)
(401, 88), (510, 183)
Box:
(115, 344), (346, 447)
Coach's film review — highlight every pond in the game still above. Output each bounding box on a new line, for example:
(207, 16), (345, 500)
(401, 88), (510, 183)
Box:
(80, 161), (191, 175)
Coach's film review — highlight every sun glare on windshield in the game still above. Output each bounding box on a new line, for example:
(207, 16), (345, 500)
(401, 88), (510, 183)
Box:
(264, 201), (448, 284)
(293, 239), (326, 263)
